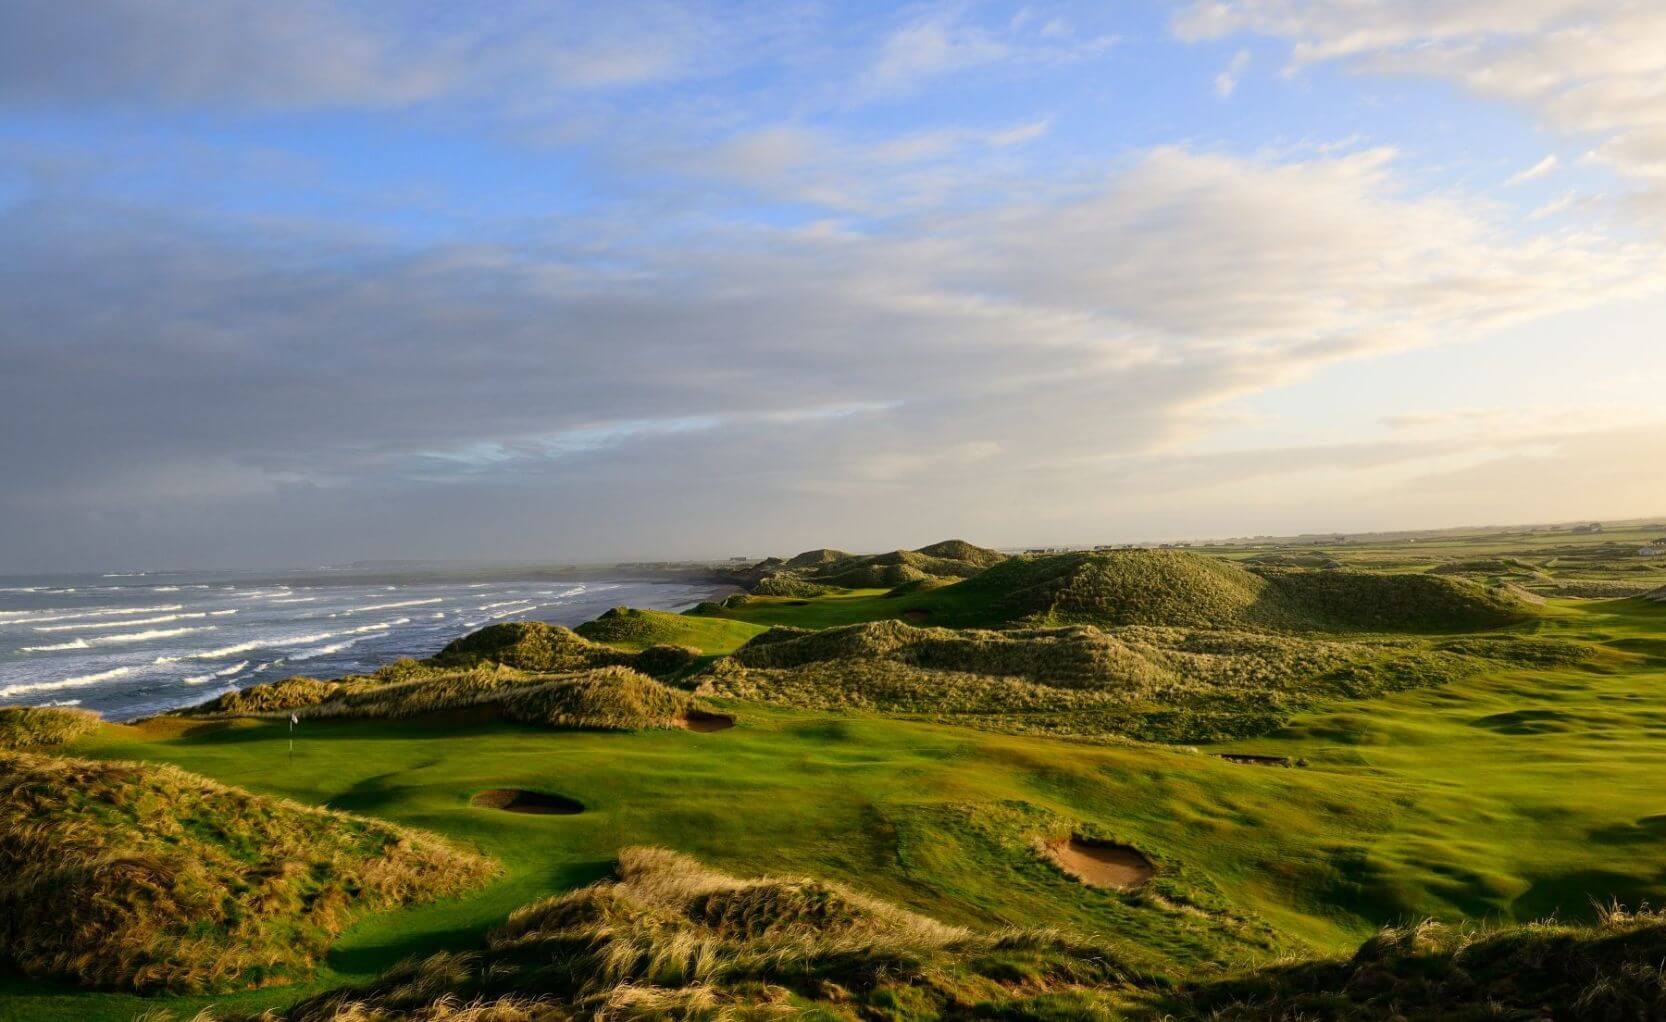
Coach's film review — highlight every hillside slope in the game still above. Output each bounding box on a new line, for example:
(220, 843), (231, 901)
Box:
(0, 751), (494, 993)
(751, 539), (1008, 593)
(942, 550), (1535, 632)
(210, 846), (1135, 1021)
(1177, 910), (1666, 1021)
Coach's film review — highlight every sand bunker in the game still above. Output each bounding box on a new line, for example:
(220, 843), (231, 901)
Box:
(1218, 753), (1293, 767)
(679, 710), (735, 732)
(470, 789), (583, 815)
(1044, 837), (1153, 890)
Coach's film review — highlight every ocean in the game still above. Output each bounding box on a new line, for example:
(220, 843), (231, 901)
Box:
(0, 567), (728, 721)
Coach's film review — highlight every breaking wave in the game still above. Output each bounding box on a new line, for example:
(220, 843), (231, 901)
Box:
(0, 666), (132, 699)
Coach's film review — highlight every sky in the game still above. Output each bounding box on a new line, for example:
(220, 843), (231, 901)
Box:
(2, 0), (1664, 571)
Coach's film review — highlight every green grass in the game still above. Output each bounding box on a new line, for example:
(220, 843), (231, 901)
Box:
(0, 750), (493, 996)
(10, 594), (1666, 1019)
(0, 706), (99, 749)
(573, 605), (766, 653)
(218, 846), (1138, 1020)
(10, 528), (1666, 1018)
(703, 550), (1538, 634)
(703, 619), (1530, 743)
(1173, 907), (1666, 1020)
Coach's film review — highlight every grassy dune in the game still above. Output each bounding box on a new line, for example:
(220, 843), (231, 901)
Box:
(0, 751), (494, 995)
(1176, 908), (1666, 1020)
(188, 662), (711, 732)
(196, 846), (1134, 1020)
(706, 549), (1538, 634)
(703, 619), (1536, 742)
(573, 605), (765, 653)
(0, 705), (100, 749)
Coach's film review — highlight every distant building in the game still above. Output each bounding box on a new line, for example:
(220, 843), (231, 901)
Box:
(1572, 522), (1604, 534)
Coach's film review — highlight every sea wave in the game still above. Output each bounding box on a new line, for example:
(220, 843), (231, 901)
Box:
(161, 639), (271, 662)
(84, 625), (215, 645)
(0, 666), (132, 698)
(183, 661), (250, 685)
(35, 612), (206, 632)
(21, 638), (90, 652)
(338, 598), (443, 614)
(291, 637), (369, 660)
(0, 604), (186, 625)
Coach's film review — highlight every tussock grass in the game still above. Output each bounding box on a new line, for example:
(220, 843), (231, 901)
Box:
(0, 705), (100, 749)
(750, 540), (1006, 594)
(263, 666), (699, 732)
(184, 620), (729, 728)
(434, 621), (635, 673)
(702, 620), (1504, 742)
(574, 607), (766, 655)
(752, 571), (837, 597)
(184, 676), (340, 717)
(0, 751), (495, 994)
(947, 550), (1535, 633)
(1176, 906), (1666, 1020)
(199, 847), (1131, 1020)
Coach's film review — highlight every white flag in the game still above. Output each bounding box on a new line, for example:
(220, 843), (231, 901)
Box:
(290, 714), (298, 725)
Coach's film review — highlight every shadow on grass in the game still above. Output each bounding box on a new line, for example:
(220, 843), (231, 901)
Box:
(324, 857), (617, 976)
(1511, 869), (1665, 922)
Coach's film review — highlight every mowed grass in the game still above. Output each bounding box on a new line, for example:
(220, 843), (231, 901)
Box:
(1212, 596), (1666, 927)
(10, 594), (1666, 1019)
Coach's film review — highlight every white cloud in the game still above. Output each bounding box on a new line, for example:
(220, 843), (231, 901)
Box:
(0, 0), (755, 109)
(858, 15), (1011, 98)
(1215, 49), (1252, 97)
(4, 140), (1653, 565)
(852, 7), (1116, 101)
(1506, 154), (1560, 186)
(1175, 0), (1666, 224)
(680, 119), (1051, 211)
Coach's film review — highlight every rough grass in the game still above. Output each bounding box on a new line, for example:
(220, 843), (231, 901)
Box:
(943, 550), (1536, 633)
(432, 620), (635, 672)
(573, 606), (766, 654)
(183, 676), (340, 717)
(1175, 907), (1666, 1020)
(200, 847), (1132, 1021)
(258, 665), (700, 731)
(0, 751), (495, 994)
(0, 706), (100, 749)
(184, 617), (732, 726)
(751, 540), (1006, 594)
(701, 619), (1521, 742)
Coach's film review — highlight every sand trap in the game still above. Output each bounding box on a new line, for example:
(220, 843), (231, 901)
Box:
(470, 789), (583, 815)
(1045, 837), (1153, 890)
(1218, 753), (1293, 767)
(680, 710), (735, 732)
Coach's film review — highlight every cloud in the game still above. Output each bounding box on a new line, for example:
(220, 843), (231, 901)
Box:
(0, 140), (1651, 568)
(852, 7), (1116, 102)
(1506, 154), (1560, 186)
(858, 14), (1011, 97)
(680, 118), (1052, 211)
(0, 0), (742, 110)
(1215, 49), (1252, 97)
(1174, 0), (1666, 224)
